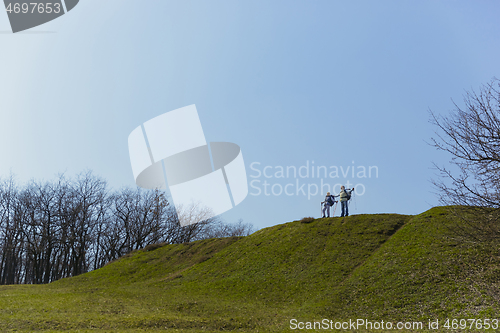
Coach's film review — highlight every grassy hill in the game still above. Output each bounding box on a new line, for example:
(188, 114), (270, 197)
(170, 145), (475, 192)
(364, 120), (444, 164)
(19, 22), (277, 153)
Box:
(0, 207), (499, 332)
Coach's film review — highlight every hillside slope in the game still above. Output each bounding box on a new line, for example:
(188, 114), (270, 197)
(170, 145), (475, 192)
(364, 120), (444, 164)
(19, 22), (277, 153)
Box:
(0, 207), (499, 332)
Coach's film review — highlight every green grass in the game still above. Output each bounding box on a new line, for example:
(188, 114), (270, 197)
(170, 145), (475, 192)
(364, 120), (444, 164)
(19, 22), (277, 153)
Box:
(0, 207), (499, 332)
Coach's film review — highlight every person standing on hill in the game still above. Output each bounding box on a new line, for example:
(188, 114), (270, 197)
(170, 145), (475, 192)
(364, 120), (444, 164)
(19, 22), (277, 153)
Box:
(339, 186), (354, 217)
(322, 192), (336, 218)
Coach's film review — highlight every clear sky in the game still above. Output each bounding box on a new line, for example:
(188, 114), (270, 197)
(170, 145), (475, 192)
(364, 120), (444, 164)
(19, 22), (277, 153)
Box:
(1, 0), (499, 230)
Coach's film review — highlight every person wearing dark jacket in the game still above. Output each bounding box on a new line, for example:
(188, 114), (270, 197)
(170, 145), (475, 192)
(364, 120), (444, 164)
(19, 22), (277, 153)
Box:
(322, 192), (336, 218)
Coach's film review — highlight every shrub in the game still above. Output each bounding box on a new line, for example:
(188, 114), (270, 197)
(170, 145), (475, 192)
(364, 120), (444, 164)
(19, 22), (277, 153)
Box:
(301, 217), (315, 223)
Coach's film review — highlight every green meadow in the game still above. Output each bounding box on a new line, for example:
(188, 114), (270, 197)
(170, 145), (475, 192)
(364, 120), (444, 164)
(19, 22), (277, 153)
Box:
(0, 207), (499, 332)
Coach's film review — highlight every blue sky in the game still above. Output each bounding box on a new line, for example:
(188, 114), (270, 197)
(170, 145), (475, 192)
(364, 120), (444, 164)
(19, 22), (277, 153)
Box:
(1, 0), (500, 230)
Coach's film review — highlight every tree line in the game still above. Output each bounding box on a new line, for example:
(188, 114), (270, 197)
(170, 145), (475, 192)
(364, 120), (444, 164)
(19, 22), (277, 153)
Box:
(0, 171), (253, 285)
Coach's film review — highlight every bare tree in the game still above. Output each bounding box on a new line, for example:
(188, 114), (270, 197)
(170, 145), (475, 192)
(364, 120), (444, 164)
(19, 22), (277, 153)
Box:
(430, 78), (500, 240)
(172, 203), (216, 243)
(0, 175), (24, 284)
(100, 188), (170, 263)
(197, 218), (255, 240)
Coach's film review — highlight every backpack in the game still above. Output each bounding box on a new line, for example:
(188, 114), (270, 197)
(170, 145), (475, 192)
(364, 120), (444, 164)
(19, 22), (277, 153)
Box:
(340, 190), (351, 201)
(326, 195), (335, 205)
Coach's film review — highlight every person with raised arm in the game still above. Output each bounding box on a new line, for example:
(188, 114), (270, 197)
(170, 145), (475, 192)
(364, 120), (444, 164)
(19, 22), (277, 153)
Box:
(339, 186), (354, 217)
